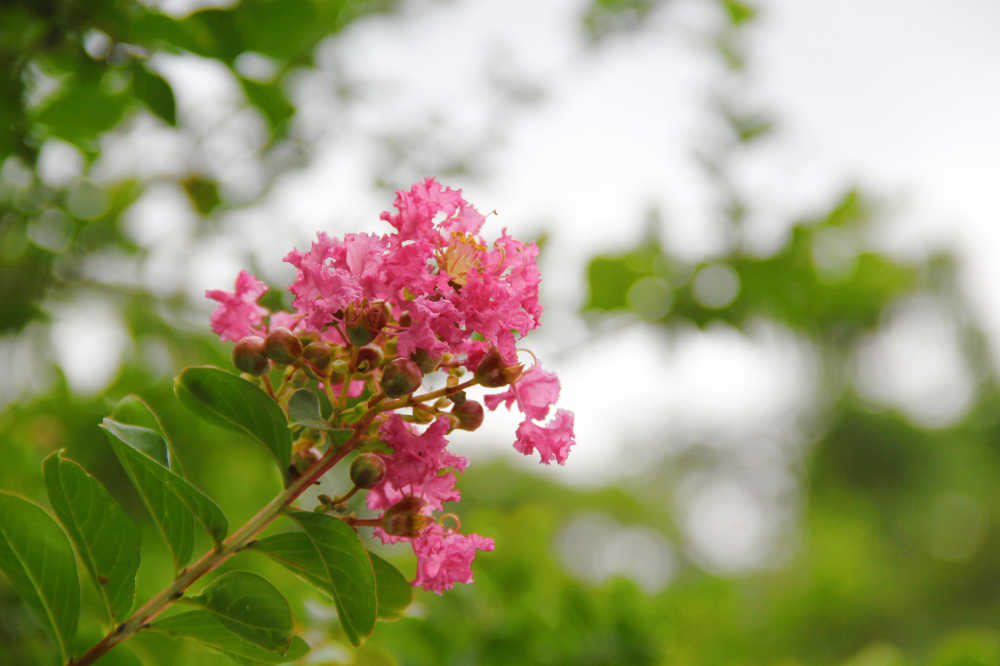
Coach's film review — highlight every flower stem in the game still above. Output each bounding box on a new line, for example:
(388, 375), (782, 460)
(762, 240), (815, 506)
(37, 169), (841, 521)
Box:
(346, 517), (382, 528)
(377, 377), (479, 413)
(68, 402), (383, 666)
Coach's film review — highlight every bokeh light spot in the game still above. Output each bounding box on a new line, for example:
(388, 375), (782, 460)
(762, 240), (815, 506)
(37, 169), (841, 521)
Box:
(692, 264), (740, 309)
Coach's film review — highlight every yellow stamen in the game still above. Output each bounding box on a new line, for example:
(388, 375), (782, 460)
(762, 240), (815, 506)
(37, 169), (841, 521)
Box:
(435, 233), (486, 287)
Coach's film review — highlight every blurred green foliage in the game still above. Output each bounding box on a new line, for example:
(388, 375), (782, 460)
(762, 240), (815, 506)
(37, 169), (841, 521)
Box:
(3, 0), (1000, 665)
(0, 0), (393, 334)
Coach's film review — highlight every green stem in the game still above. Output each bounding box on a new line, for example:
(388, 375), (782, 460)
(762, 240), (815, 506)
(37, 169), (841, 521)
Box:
(68, 401), (383, 666)
(346, 517), (381, 528)
(338, 371), (353, 412)
(377, 377), (479, 413)
(331, 485), (360, 506)
(261, 374), (277, 400)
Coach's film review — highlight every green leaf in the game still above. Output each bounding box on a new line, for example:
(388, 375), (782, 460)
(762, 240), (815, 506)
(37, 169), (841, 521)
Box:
(584, 242), (664, 312)
(105, 408), (170, 467)
(287, 512), (377, 645)
(252, 533), (409, 618)
(370, 553), (413, 620)
(184, 571), (293, 652)
(149, 612), (309, 663)
(33, 62), (130, 148)
(132, 63), (177, 126)
(0, 492), (80, 662)
(43, 451), (140, 621)
(239, 76), (295, 141)
(181, 173), (222, 215)
(175, 366), (292, 472)
(249, 532), (328, 589)
(111, 394), (186, 475)
(111, 394), (162, 432)
(287, 389), (331, 430)
(101, 419), (228, 568)
(721, 0), (757, 25)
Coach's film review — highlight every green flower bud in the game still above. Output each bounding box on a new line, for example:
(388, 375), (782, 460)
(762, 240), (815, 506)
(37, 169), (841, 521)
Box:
(330, 359), (349, 377)
(345, 301), (390, 346)
(381, 496), (434, 537)
(233, 336), (269, 375)
(302, 341), (332, 371)
(381, 358), (423, 398)
(452, 399), (484, 431)
(347, 322), (376, 347)
(349, 453), (386, 489)
(355, 344), (383, 373)
(264, 327), (302, 364)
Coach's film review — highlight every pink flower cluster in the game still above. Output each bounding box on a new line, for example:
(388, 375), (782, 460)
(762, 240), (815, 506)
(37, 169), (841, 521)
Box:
(207, 179), (574, 593)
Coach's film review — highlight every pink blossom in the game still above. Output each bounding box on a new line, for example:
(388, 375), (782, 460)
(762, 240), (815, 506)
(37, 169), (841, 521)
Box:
(367, 472), (461, 514)
(380, 178), (485, 242)
(284, 236), (364, 332)
(206, 270), (270, 342)
(394, 297), (460, 360)
(483, 230), (542, 323)
(514, 409), (575, 465)
(411, 523), (495, 594)
(458, 275), (533, 363)
(485, 365), (561, 421)
(377, 415), (468, 488)
(367, 415), (468, 515)
(322, 379), (366, 399)
(207, 180), (571, 599)
(268, 310), (302, 332)
(342, 232), (389, 290)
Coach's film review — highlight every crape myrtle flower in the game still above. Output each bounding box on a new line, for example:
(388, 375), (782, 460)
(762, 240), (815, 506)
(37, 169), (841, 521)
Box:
(206, 178), (574, 593)
(206, 270), (269, 342)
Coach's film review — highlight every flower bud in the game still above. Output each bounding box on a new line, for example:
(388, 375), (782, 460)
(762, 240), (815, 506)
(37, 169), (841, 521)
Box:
(355, 344), (383, 373)
(381, 496), (434, 537)
(474, 348), (523, 387)
(501, 363), (525, 385)
(450, 390), (467, 405)
(233, 336), (269, 375)
(344, 303), (374, 346)
(366, 301), (390, 332)
(410, 348), (437, 374)
(346, 323), (375, 347)
(349, 453), (386, 489)
(302, 341), (332, 371)
(345, 301), (388, 347)
(297, 330), (319, 345)
(381, 358), (423, 398)
(452, 399), (484, 431)
(411, 404), (436, 424)
(264, 327), (302, 364)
